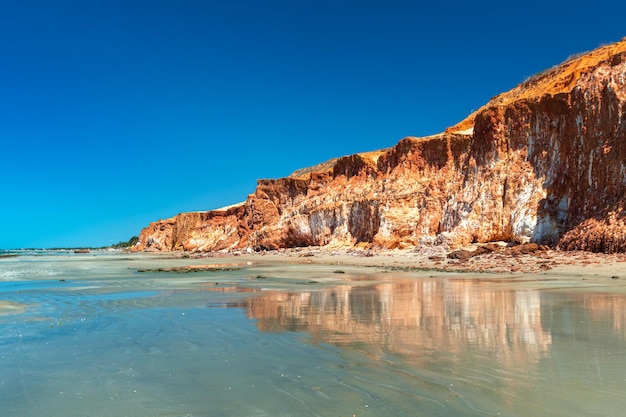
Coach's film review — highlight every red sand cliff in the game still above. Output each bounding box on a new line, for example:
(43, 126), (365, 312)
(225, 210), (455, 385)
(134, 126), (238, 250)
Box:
(135, 38), (626, 253)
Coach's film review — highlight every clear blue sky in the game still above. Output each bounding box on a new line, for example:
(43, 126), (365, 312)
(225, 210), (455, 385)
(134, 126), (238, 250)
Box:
(1, 0), (624, 249)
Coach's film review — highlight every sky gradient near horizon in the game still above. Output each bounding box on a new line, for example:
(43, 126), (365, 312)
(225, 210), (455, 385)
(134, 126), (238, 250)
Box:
(2, 0), (625, 249)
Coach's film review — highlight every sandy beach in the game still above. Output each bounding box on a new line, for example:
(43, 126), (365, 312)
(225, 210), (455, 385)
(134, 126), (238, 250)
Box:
(168, 243), (626, 289)
(4, 247), (626, 416)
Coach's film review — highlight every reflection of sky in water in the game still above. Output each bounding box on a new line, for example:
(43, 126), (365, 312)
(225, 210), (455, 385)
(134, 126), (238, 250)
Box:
(1, 253), (626, 416)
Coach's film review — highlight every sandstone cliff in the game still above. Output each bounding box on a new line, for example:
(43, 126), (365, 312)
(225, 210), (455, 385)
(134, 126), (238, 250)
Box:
(135, 38), (626, 253)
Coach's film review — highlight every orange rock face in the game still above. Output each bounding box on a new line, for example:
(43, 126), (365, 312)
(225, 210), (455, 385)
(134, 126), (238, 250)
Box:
(135, 38), (626, 253)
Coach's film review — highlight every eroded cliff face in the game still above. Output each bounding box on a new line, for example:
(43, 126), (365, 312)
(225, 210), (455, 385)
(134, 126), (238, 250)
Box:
(135, 38), (626, 253)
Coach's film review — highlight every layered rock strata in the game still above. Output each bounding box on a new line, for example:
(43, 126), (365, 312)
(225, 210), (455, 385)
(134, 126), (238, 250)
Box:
(135, 38), (626, 253)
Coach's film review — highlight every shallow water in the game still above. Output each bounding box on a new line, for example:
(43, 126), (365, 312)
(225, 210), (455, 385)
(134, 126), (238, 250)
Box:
(2, 252), (626, 416)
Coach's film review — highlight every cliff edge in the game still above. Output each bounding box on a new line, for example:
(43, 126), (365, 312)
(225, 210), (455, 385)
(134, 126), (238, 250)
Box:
(135, 38), (626, 253)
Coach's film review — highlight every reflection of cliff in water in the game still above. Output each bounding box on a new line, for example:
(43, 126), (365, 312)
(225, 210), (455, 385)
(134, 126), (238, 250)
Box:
(244, 279), (553, 368)
(582, 293), (626, 338)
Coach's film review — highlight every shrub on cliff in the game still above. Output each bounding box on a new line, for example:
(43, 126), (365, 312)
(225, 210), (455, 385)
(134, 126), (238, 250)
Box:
(111, 236), (139, 249)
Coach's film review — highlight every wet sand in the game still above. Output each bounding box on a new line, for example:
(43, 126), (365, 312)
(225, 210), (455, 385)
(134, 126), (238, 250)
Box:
(174, 244), (626, 288)
(4, 249), (626, 416)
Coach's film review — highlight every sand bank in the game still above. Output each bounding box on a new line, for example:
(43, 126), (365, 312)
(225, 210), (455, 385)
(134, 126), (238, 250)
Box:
(160, 244), (626, 287)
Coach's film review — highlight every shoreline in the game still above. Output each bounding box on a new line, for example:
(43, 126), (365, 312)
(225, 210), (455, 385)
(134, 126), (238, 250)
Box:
(10, 245), (626, 288)
(152, 244), (626, 283)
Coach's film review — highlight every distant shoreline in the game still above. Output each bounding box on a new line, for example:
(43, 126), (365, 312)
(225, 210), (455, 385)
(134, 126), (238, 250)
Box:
(7, 245), (626, 286)
(137, 245), (626, 286)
